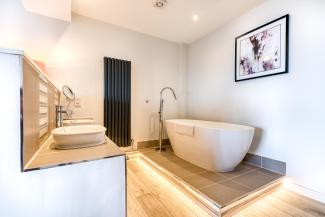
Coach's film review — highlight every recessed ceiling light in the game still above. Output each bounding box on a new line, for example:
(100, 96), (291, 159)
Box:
(192, 14), (199, 21)
(153, 0), (168, 8)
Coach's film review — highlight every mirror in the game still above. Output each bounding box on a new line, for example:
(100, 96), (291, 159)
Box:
(62, 85), (75, 101)
(62, 85), (75, 118)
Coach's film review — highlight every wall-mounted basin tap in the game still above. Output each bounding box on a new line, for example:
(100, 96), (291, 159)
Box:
(56, 105), (67, 128)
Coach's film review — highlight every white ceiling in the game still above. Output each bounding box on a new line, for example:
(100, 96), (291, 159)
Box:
(21, 0), (71, 22)
(72, 0), (265, 43)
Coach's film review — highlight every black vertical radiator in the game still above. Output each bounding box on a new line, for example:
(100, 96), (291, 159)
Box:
(104, 57), (131, 147)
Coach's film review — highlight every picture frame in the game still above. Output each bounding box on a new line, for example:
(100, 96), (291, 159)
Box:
(235, 14), (289, 82)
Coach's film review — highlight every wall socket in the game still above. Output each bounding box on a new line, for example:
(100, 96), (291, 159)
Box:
(74, 98), (81, 108)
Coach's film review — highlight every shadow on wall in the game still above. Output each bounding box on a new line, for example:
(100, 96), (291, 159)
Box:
(149, 113), (159, 139)
(250, 127), (263, 152)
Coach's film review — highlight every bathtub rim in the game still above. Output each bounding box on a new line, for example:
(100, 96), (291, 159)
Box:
(165, 119), (255, 131)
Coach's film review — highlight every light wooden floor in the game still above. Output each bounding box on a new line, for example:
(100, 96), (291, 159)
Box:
(127, 159), (325, 217)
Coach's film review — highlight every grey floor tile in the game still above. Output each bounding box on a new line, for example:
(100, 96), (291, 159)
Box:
(240, 162), (260, 170)
(200, 180), (251, 207)
(162, 161), (206, 178)
(182, 171), (226, 189)
(257, 168), (284, 179)
(168, 157), (193, 165)
(231, 169), (283, 190)
(219, 164), (253, 179)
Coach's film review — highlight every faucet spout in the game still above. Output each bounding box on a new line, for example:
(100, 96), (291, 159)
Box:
(160, 87), (177, 100)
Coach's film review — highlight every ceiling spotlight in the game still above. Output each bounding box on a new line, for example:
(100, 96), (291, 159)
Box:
(193, 14), (199, 21)
(153, 0), (168, 8)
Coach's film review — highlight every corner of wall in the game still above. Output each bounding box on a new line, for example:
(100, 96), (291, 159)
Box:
(177, 43), (189, 119)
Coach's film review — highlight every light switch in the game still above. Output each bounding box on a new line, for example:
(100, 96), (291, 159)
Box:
(74, 98), (81, 107)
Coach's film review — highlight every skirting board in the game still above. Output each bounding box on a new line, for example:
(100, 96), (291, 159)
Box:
(284, 178), (325, 204)
(243, 153), (286, 175)
(137, 139), (170, 149)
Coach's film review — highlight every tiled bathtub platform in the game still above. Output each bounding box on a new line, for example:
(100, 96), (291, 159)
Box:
(137, 147), (284, 216)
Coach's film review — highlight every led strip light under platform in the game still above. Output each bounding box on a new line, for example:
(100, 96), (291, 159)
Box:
(127, 150), (284, 217)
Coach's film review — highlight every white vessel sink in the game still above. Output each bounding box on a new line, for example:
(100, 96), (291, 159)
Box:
(62, 119), (95, 126)
(51, 125), (106, 149)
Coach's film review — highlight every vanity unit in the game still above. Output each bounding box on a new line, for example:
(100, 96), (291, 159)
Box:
(0, 48), (126, 217)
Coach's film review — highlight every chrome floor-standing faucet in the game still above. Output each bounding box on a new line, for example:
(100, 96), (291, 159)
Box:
(156, 87), (177, 152)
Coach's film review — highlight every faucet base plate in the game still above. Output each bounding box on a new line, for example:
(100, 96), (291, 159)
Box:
(155, 147), (167, 152)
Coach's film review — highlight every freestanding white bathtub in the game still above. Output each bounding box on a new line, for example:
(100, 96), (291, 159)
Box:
(165, 119), (255, 172)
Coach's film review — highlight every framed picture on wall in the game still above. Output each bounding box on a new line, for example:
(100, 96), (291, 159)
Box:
(235, 14), (289, 82)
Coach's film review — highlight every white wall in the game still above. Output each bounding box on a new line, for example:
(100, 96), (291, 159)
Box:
(177, 43), (189, 118)
(46, 14), (183, 146)
(0, 52), (126, 217)
(0, 0), (69, 61)
(188, 0), (325, 199)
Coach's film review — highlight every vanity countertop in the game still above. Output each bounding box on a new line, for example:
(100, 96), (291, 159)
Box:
(24, 136), (125, 171)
